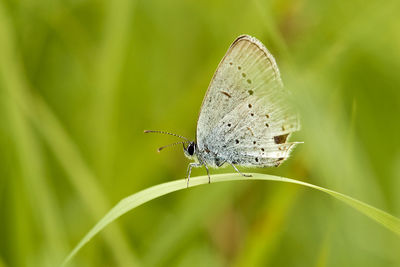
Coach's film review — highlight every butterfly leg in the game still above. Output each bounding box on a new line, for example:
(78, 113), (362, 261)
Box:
(203, 164), (211, 184)
(186, 162), (202, 188)
(230, 163), (252, 177)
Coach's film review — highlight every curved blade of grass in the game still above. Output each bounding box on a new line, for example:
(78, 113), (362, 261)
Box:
(62, 173), (400, 266)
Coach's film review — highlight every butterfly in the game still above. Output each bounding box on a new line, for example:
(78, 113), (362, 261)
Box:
(145, 35), (301, 186)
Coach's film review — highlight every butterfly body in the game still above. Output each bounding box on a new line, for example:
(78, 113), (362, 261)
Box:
(195, 35), (299, 169)
(146, 35), (301, 185)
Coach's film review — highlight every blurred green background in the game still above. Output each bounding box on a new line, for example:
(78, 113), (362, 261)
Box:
(1, 0), (400, 266)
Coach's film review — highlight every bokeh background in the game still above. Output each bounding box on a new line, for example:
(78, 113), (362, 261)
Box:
(1, 0), (400, 266)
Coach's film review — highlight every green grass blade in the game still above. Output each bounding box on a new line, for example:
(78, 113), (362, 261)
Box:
(62, 173), (400, 266)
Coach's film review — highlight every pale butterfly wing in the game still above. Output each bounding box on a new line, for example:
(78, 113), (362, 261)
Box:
(196, 35), (300, 167)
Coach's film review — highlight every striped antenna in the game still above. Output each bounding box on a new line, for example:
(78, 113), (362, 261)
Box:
(157, 141), (188, 152)
(144, 130), (191, 142)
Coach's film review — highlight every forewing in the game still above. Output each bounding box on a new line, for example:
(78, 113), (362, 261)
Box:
(196, 35), (300, 166)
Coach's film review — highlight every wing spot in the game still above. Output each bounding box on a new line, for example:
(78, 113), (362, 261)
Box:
(265, 123), (269, 127)
(265, 114), (270, 118)
(242, 73), (246, 78)
(253, 141), (256, 144)
(250, 113), (254, 116)
(247, 79), (252, 84)
(274, 134), (289, 144)
(248, 104), (252, 108)
(255, 157), (259, 162)
(228, 123), (231, 127)
(261, 148), (265, 151)
(220, 91), (232, 98)
(238, 66), (242, 70)
(235, 139), (239, 144)
(247, 127), (254, 136)
(248, 90), (253, 95)
(229, 62), (233, 65)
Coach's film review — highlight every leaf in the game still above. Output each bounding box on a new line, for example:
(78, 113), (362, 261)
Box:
(62, 173), (400, 266)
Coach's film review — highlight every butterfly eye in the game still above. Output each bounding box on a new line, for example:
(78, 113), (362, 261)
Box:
(188, 143), (195, 156)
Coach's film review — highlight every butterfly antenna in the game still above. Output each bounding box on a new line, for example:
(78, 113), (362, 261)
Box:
(144, 130), (190, 142)
(157, 141), (188, 152)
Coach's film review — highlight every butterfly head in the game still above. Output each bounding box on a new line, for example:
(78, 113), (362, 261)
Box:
(183, 141), (197, 159)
